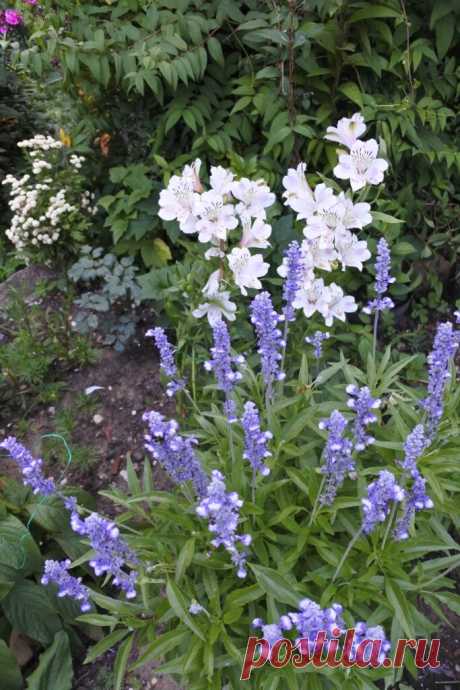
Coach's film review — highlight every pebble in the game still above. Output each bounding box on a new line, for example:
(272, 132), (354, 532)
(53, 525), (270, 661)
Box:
(93, 414), (104, 425)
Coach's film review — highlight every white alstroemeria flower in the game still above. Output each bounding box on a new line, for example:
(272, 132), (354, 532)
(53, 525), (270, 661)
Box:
(182, 158), (203, 192)
(240, 217), (271, 249)
(325, 113), (366, 149)
(282, 163), (313, 209)
(301, 239), (337, 273)
(227, 247), (269, 295)
(334, 139), (388, 191)
(158, 174), (199, 234)
(289, 183), (336, 223)
(317, 283), (358, 325)
(204, 242), (225, 260)
(292, 278), (325, 318)
(194, 190), (238, 243)
(304, 192), (372, 240)
(231, 178), (275, 219)
(192, 270), (237, 325)
(340, 193), (372, 229)
(334, 230), (371, 271)
(210, 166), (234, 195)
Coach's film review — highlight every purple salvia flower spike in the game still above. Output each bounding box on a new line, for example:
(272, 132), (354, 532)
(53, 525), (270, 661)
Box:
(305, 331), (330, 359)
(361, 470), (404, 535)
(346, 385), (381, 452)
(196, 470), (251, 578)
(146, 327), (185, 397)
(399, 424), (428, 478)
(67, 504), (138, 599)
(363, 238), (395, 315)
(143, 411), (207, 497)
(421, 321), (459, 438)
(0, 437), (56, 496)
(42, 559), (91, 612)
(394, 474), (433, 541)
(250, 291), (285, 400)
(282, 241), (303, 322)
(241, 401), (272, 478)
(204, 321), (244, 423)
(318, 410), (354, 505)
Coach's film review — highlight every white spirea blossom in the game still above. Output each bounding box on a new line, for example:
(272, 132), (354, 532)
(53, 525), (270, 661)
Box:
(3, 136), (93, 252)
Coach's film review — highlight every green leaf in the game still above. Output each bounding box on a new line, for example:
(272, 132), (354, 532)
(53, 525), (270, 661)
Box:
(85, 629), (129, 665)
(26, 631), (73, 690)
(250, 564), (301, 608)
(0, 513), (42, 576)
(175, 538), (195, 582)
(348, 6), (401, 22)
(0, 640), (22, 690)
(372, 211), (403, 224)
(385, 578), (415, 638)
(114, 634), (134, 690)
(130, 629), (189, 670)
(77, 614), (118, 627)
(338, 82), (363, 108)
(435, 15), (455, 58)
(224, 584), (264, 610)
(207, 37), (224, 65)
(393, 241), (416, 256)
(3, 581), (62, 645)
(166, 580), (205, 640)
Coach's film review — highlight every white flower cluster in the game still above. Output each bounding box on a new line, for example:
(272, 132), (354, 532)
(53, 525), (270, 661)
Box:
(70, 154), (86, 170)
(159, 160), (275, 324)
(158, 112), (388, 327)
(3, 136), (93, 252)
(17, 135), (64, 152)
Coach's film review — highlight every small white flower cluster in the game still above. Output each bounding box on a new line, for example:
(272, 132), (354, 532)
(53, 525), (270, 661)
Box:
(81, 190), (97, 215)
(70, 154), (85, 170)
(17, 135), (64, 151)
(3, 136), (92, 252)
(158, 112), (388, 327)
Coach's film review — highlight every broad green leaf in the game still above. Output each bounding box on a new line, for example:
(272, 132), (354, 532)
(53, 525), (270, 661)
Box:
(338, 82), (363, 108)
(0, 514), (42, 576)
(349, 6), (401, 22)
(26, 631), (73, 690)
(0, 640), (22, 690)
(3, 581), (62, 645)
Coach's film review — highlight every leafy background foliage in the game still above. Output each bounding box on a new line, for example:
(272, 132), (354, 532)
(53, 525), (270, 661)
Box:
(11, 0), (460, 320)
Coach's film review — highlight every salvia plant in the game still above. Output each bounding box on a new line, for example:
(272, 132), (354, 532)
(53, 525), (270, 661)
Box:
(1, 114), (460, 690)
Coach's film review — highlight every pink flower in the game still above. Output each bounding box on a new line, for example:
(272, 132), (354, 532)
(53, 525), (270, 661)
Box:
(23, 0), (38, 4)
(5, 9), (23, 25)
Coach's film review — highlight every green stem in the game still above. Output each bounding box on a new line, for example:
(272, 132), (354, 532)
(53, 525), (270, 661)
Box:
(308, 476), (326, 527)
(382, 502), (398, 550)
(372, 310), (380, 361)
(332, 527), (364, 583)
(183, 388), (201, 417)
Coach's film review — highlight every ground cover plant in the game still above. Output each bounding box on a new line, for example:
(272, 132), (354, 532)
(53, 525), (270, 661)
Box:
(0, 114), (459, 690)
